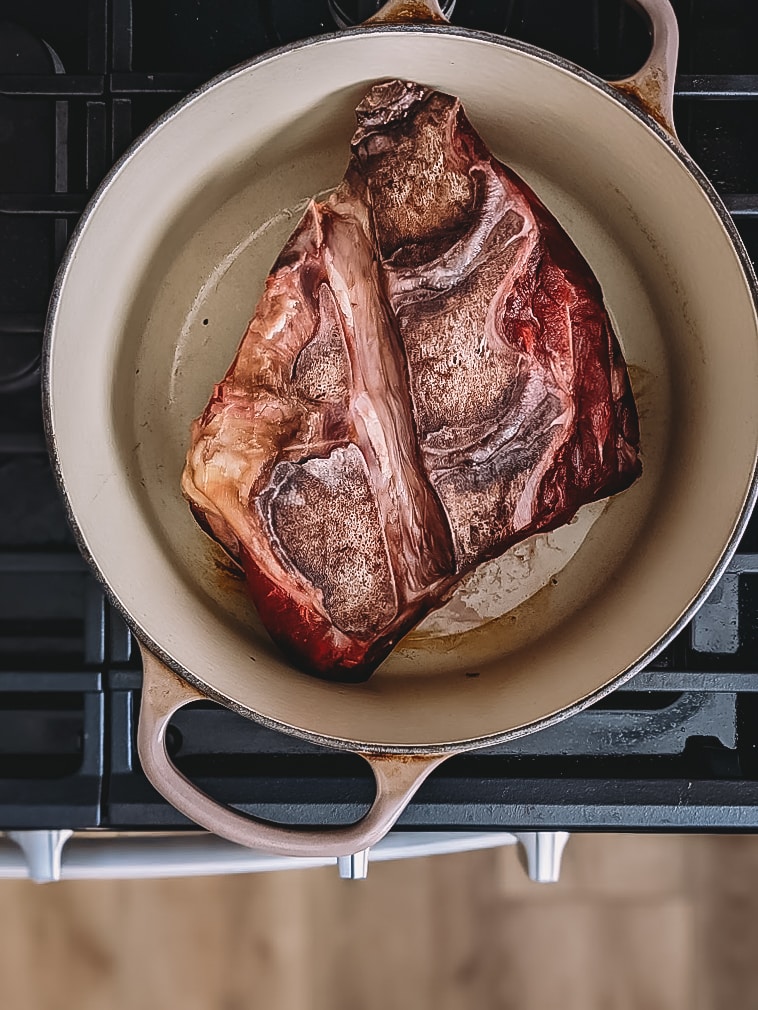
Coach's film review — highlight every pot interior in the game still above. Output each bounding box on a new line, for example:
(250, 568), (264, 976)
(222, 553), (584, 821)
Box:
(48, 29), (758, 749)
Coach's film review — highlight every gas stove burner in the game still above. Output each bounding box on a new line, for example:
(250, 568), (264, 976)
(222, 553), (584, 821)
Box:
(328, 0), (457, 29)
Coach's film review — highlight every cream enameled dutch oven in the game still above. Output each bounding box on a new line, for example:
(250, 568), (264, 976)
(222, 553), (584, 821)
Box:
(43, 0), (758, 856)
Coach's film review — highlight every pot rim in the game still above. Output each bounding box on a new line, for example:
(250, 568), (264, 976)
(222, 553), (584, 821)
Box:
(42, 24), (758, 755)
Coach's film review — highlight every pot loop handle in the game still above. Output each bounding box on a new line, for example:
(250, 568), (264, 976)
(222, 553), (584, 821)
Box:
(367, 0), (679, 139)
(137, 646), (448, 858)
(612, 0), (679, 139)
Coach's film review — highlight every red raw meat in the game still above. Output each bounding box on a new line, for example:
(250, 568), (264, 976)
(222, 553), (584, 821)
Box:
(182, 79), (641, 681)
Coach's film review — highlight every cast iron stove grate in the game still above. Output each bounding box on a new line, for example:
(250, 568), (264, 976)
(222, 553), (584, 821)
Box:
(1, 0), (758, 833)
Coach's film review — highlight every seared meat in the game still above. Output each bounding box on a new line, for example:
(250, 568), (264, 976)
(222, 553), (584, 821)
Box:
(182, 80), (641, 681)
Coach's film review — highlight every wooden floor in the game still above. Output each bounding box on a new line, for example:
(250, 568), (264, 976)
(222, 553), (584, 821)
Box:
(0, 834), (756, 1009)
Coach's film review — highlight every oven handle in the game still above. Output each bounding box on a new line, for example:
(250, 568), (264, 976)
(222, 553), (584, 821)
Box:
(0, 830), (537, 881)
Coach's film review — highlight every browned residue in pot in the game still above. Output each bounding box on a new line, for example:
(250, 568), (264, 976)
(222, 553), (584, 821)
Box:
(614, 68), (673, 136)
(206, 542), (246, 597)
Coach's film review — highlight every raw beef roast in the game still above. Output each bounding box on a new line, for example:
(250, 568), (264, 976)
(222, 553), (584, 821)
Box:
(182, 80), (641, 681)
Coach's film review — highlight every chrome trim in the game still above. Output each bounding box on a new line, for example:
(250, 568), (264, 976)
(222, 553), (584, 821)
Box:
(0, 830), (520, 881)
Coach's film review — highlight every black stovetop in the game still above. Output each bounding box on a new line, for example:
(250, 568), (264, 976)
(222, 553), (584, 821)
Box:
(1, 0), (758, 834)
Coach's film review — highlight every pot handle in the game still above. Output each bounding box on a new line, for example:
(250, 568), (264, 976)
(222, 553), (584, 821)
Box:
(136, 647), (448, 858)
(364, 1), (449, 25)
(367, 0), (679, 139)
(611, 0), (679, 139)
